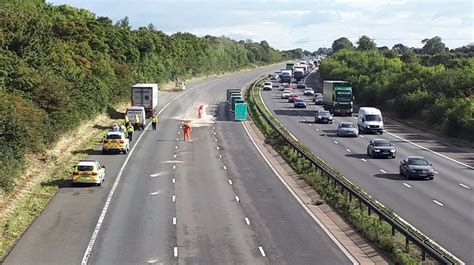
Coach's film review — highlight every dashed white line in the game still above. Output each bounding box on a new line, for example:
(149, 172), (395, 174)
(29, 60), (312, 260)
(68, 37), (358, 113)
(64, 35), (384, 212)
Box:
(346, 149), (351, 152)
(223, 165), (227, 170)
(459, 183), (471, 189)
(172, 195), (176, 202)
(315, 128), (319, 131)
(219, 154), (222, 159)
(174, 146), (178, 150)
(149, 191), (160, 196)
(403, 183), (412, 188)
(178, 131), (181, 135)
(176, 138), (179, 141)
(216, 146), (220, 150)
(228, 179), (233, 185)
(308, 124), (312, 126)
(361, 158), (367, 162)
(434, 171), (439, 175)
(174, 154), (177, 158)
(173, 165), (176, 170)
(215, 138), (218, 142)
(258, 246), (266, 257)
(174, 247), (178, 258)
(173, 217), (176, 225)
(244, 217), (250, 226)
(379, 169), (387, 174)
(333, 140), (338, 144)
(433, 200), (444, 206)
(172, 178), (176, 184)
(359, 135), (364, 138)
(235, 196), (240, 202)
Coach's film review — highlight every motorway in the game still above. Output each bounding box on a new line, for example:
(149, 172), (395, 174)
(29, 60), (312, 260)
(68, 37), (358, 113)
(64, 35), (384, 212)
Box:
(261, 71), (474, 264)
(4, 66), (352, 265)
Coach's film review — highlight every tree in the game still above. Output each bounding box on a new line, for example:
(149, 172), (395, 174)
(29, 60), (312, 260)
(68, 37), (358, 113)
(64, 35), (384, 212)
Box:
(356, 35), (376, 51)
(421, 36), (446, 55)
(332, 37), (354, 52)
(392, 43), (408, 53)
(400, 49), (419, 64)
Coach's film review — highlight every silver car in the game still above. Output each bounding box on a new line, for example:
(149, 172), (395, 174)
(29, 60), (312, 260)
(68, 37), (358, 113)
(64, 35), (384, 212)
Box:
(337, 122), (358, 137)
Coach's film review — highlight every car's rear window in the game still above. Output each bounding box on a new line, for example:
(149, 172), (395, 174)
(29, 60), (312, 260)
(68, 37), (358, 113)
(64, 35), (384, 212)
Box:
(341, 123), (355, 128)
(374, 140), (391, 146)
(77, 165), (94, 171)
(106, 134), (122, 139)
(408, 158), (429, 165)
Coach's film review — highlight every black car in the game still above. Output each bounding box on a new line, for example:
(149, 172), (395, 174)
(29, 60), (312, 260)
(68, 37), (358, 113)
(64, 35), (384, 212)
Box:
(315, 110), (333, 124)
(296, 84), (306, 89)
(399, 156), (434, 180)
(367, 139), (396, 158)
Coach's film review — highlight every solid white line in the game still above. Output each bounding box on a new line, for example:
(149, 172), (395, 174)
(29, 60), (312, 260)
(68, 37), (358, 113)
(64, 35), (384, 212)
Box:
(459, 183), (471, 189)
(346, 149), (351, 152)
(258, 246), (266, 257)
(384, 131), (473, 170)
(235, 196), (240, 202)
(173, 217), (176, 225)
(81, 79), (215, 264)
(245, 217), (250, 226)
(174, 247), (178, 258)
(403, 183), (412, 188)
(380, 169), (387, 174)
(241, 122), (358, 264)
(172, 178), (176, 184)
(433, 200), (444, 206)
(361, 158), (367, 162)
(172, 195), (176, 202)
(228, 179), (233, 185)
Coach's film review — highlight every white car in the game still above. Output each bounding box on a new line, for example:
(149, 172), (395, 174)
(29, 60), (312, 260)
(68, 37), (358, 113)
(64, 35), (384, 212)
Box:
(71, 160), (106, 186)
(262, 81), (273, 91)
(281, 90), (293, 99)
(303, 88), (314, 96)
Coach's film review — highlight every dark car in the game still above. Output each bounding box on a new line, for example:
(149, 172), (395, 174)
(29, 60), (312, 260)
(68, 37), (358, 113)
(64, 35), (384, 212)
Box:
(288, 95), (299, 103)
(313, 93), (323, 104)
(315, 110), (333, 124)
(399, 156), (434, 180)
(367, 139), (396, 158)
(296, 84), (306, 89)
(294, 98), (307, 108)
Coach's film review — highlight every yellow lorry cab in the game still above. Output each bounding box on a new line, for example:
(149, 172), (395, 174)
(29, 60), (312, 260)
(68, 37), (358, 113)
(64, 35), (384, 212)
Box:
(71, 160), (105, 186)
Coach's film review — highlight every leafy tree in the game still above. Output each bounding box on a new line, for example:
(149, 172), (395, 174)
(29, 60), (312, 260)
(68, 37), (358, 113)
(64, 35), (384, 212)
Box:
(421, 36), (446, 55)
(356, 35), (376, 51)
(332, 37), (354, 52)
(392, 43), (408, 53)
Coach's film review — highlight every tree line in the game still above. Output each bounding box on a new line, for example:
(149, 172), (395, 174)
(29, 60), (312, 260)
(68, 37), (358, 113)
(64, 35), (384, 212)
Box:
(318, 36), (473, 143)
(0, 0), (298, 191)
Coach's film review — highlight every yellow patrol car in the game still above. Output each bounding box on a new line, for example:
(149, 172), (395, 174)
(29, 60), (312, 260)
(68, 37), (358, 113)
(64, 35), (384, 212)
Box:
(102, 131), (130, 154)
(71, 160), (105, 186)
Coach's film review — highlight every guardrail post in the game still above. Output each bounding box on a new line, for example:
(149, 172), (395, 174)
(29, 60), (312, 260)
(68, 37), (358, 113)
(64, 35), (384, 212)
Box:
(349, 192), (352, 202)
(421, 250), (426, 261)
(391, 226), (395, 236)
(368, 207), (371, 216)
(405, 237), (409, 252)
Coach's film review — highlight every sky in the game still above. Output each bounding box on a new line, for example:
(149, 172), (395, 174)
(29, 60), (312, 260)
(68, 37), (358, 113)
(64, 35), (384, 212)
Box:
(48, 0), (474, 51)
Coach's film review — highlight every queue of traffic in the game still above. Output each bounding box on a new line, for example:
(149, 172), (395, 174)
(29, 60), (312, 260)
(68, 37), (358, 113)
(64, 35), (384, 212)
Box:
(262, 60), (436, 180)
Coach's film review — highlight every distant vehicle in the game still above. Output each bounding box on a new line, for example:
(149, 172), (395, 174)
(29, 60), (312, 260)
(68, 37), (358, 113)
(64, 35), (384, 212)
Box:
(126, 106), (147, 130)
(102, 131), (130, 154)
(286, 63), (295, 71)
(288, 94), (299, 103)
(296, 84), (306, 89)
(280, 70), (292, 83)
(322, 81), (353, 115)
(71, 160), (106, 186)
(299, 61), (307, 65)
(399, 156), (434, 180)
(131, 83), (159, 116)
(315, 110), (333, 124)
(313, 93), (323, 102)
(262, 82), (272, 91)
(314, 95), (323, 105)
(337, 122), (358, 137)
(270, 74), (278, 80)
(358, 107), (384, 134)
(367, 139), (396, 158)
(293, 68), (305, 81)
(304, 88), (314, 96)
(281, 90), (293, 99)
(294, 98), (307, 108)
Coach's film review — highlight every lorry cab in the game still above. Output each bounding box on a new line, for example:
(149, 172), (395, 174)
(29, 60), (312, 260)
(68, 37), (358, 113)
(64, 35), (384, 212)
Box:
(358, 107), (384, 134)
(126, 106), (147, 130)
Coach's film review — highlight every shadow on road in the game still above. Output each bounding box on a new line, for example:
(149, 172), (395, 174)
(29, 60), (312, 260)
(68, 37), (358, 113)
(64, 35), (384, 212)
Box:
(72, 148), (103, 156)
(345, 153), (370, 159)
(373, 173), (405, 181)
(274, 109), (315, 117)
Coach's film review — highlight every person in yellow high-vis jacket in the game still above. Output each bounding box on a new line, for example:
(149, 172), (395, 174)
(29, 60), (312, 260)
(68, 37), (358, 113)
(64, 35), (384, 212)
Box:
(151, 114), (158, 130)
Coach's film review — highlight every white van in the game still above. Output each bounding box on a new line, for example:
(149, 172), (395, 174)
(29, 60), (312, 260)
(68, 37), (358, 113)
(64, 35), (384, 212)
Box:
(358, 107), (383, 134)
(126, 106), (147, 131)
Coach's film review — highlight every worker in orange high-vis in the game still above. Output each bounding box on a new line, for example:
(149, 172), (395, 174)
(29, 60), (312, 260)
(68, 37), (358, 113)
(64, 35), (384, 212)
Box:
(182, 122), (192, 141)
(197, 105), (204, 119)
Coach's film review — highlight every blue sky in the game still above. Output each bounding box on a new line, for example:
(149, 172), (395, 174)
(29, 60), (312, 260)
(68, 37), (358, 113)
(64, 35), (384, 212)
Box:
(48, 0), (473, 51)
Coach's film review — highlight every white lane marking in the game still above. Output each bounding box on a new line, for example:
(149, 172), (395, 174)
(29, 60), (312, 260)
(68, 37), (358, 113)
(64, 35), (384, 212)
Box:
(228, 179), (233, 185)
(213, 132), (217, 135)
(315, 128), (319, 131)
(384, 131), (473, 170)
(333, 140), (338, 144)
(241, 121), (358, 264)
(380, 169), (387, 174)
(223, 165), (227, 170)
(219, 154), (222, 159)
(174, 247), (178, 258)
(178, 131), (181, 135)
(434, 171), (439, 175)
(459, 183), (471, 189)
(346, 149), (351, 152)
(308, 124), (312, 126)
(174, 154), (177, 158)
(302, 119), (306, 122)
(82, 79), (214, 264)
(173, 217), (176, 225)
(173, 165), (176, 170)
(258, 246), (266, 257)
(352, 117), (358, 120)
(172, 178), (176, 184)
(146, 259), (160, 264)
(245, 217), (251, 226)
(215, 138), (218, 142)
(172, 195), (176, 202)
(176, 138), (179, 141)
(433, 200), (444, 207)
(235, 196), (240, 202)
(149, 191), (160, 196)
(403, 183), (412, 188)
(359, 135), (364, 138)
(175, 146), (178, 150)
(150, 172), (165, 178)
(216, 146), (220, 150)
(361, 158), (367, 162)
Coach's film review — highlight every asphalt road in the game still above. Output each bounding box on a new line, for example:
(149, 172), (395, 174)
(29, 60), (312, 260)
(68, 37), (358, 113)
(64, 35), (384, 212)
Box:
(261, 71), (474, 264)
(4, 66), (351, 265)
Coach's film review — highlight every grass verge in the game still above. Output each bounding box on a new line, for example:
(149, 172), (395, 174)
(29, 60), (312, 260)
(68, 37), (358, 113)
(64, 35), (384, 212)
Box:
(247, 78), (458, 265)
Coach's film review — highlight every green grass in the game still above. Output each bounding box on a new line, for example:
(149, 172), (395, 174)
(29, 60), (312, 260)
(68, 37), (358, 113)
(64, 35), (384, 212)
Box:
(247, 78), (457, 265)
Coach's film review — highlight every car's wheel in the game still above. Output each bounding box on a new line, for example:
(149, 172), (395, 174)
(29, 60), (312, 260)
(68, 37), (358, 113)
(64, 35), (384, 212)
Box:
(399, 167), (403, 176)
(367, 148), (370, 156)
(102, 149), (107, 154)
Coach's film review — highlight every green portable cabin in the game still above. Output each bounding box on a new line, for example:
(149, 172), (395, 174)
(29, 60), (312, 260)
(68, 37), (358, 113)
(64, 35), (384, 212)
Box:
(230, 94), (242, 112)
(226, 89), (241, 102)
(234, 100), (247, 121)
